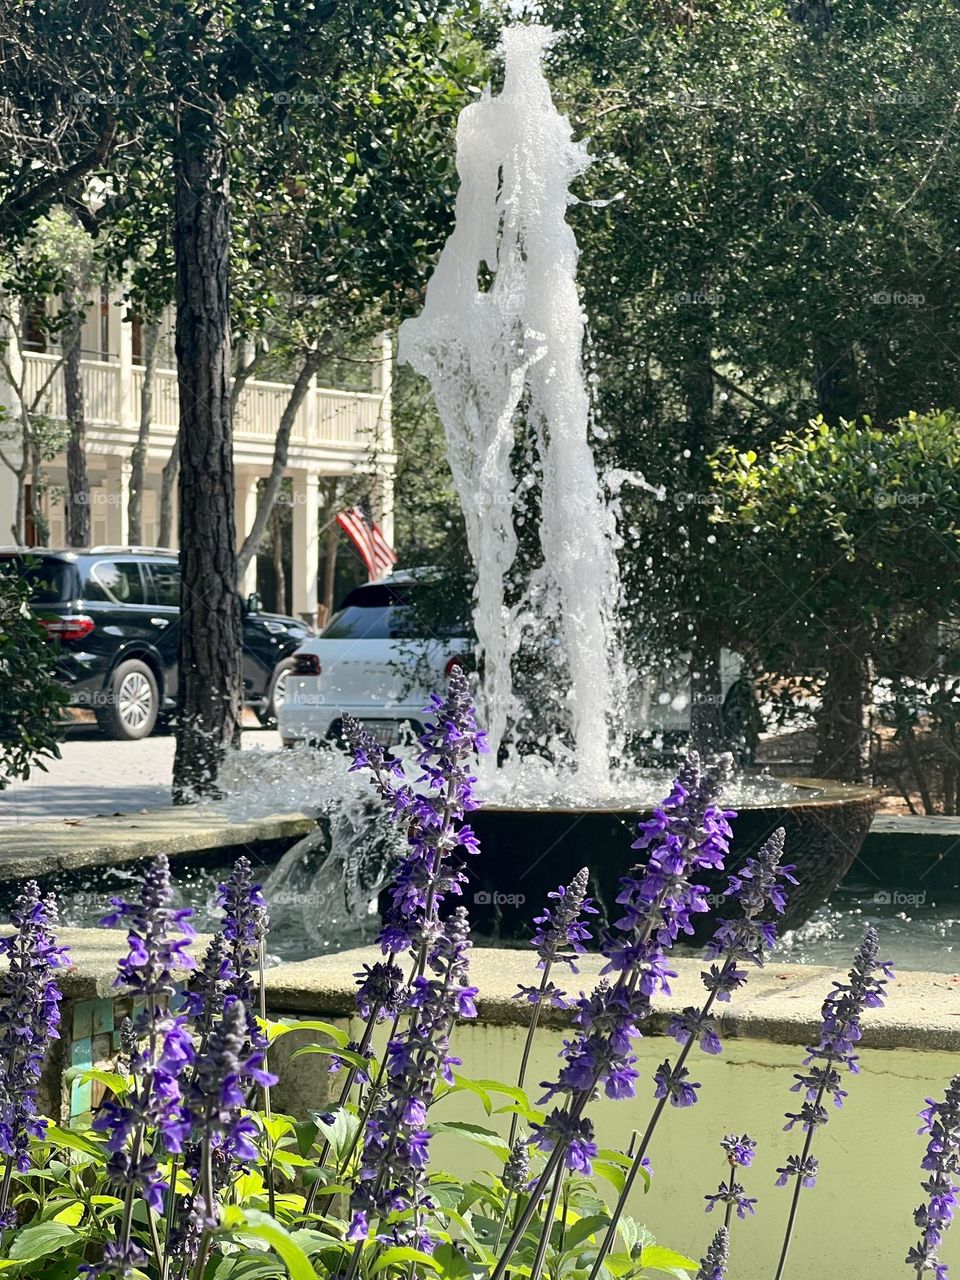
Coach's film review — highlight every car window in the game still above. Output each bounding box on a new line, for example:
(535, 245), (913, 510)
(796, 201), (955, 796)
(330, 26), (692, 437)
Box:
(0, 556), (75, 603)
(91, 560), (146, 605)
(144, 561), (180, 607)
(322, 604), (410, 640)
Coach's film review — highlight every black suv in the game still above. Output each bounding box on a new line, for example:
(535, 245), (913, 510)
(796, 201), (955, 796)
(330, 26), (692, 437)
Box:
(0, 548), (312, 740)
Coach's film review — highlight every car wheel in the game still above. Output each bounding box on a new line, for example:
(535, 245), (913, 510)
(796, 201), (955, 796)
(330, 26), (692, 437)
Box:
(254, 657), (295, 730)
(96, 659), (159, 740)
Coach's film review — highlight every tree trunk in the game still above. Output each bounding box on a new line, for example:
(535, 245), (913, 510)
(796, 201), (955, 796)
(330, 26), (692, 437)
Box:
(29, 437), (46, 545)
(170, 97), (242, 803)
(63, 293), (89, 547)
(812, 624), (873, 782)
(235, 348), (321, 583)
(271, 510), (287, 614)
(158, 434), (179, 549)
(126, 319), (160, 545)
(680, 276), (725, 754)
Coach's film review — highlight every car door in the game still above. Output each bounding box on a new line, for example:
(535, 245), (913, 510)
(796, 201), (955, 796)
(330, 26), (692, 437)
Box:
(85, 558), (167, 670)
(141, 559), (182, 704)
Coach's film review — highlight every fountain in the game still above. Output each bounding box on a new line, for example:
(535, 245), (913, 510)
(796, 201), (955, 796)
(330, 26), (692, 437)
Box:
(395, 24), (878, 935)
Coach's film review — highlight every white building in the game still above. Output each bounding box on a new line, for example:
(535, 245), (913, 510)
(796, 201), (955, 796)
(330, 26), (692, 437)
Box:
(0, 294), (395, 618)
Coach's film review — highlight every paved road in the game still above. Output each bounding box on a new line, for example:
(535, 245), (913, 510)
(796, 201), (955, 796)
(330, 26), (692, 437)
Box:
(0, 716), (282, 825)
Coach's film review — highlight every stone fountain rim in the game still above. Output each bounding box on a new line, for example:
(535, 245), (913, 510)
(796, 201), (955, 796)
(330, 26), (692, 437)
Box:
(475, 776), (882, 816)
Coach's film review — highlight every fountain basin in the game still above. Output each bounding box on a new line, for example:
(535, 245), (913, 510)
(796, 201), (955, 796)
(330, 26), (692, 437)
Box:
(464, 777), (881, 939)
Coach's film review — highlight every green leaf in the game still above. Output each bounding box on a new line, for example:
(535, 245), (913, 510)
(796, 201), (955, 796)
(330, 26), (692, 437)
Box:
(225, 1209), (318, 1280)
(311, 1106), (361, 1164)
(639, 1244), (698, 1275)
(43, 1124), (107, 1159)
(8, 1221), (80, 1262)
(291, 1044), (370, 1071)
(63, 1067), (130, 1097)
(431, 1243), (473, 1278)
(260, 1018), (348, 1048)
(370, 1246), (440, 1275)
(428, 1120), (510, 1159)
(561, 1213), (612, 1251)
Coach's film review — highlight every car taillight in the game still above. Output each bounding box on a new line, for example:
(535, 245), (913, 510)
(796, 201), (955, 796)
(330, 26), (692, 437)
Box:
(39, 615), (95, 642)
(293, 652), (322, 676)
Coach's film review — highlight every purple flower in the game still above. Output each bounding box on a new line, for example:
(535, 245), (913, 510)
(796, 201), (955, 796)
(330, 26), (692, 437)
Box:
(101, 854), (195, 995)
(354, 960), (405, 1023)
(695, 1226), (729, 1280)
(0, 884), (69, 1203)
(705, 1135), (759, 1220)
(349, 908), (476, 1246)
(653, 1060), (701, 1108)
(906, 1074), (960, 1278)
(344, 668), (486, 960)
(721, 1133), (756, 1168)
(79, 1240), (148, 1279)
(530, 868), (598, 971)
(529, 1109), (599, 1173)
(777, 929), (891, 1202)
(775, 1154), (819, 1188)
(216, 856), (269, 1054)
(184, 998), (275, 1164)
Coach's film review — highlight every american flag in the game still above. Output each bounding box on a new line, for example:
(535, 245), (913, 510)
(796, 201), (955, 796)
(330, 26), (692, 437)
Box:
(336, 505), (397, 580)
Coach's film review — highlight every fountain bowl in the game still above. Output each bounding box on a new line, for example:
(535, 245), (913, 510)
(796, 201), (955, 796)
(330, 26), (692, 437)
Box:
(463, 777), (881, 941)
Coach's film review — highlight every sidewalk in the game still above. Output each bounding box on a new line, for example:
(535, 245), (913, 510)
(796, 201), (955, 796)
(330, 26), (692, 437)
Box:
(0, 718), (281, 824)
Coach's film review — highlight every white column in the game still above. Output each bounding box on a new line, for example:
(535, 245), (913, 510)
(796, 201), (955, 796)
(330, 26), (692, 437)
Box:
(234, 470), (260, 596)
(0, 463), (19, 544)
(291, 468), (320, 618)
(371, 332), (395, 548)
(117, 300), (134, 432)
(0, 300), (22, 543)
(372, 331), (394, 452)
(104, 457), (130, 545)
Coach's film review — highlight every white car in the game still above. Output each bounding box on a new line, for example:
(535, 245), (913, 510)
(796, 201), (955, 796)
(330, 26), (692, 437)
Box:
(280, 569), (745, 750)
(279, 572), (470, 748)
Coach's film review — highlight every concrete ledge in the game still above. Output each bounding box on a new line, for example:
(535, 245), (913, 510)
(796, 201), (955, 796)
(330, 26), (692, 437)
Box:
(0, 808), (317, 881)
(50, 931), (960, 1054)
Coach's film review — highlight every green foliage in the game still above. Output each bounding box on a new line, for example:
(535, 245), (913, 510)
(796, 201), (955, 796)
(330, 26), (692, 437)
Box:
(709, 410), (960, 651)
(0, 565), (66, 788)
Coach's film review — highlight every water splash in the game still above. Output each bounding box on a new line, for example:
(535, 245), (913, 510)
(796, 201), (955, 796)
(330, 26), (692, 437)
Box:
(399, 25), (625, 792)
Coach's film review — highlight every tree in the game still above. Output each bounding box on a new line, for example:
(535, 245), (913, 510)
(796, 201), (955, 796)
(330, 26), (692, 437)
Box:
(531, 0), (960, 754)
(0, 564), (67, 786)
(710, 411), (960, 780)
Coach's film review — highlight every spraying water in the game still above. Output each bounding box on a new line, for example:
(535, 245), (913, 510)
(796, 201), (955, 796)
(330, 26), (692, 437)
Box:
(399, 25), (625, 792)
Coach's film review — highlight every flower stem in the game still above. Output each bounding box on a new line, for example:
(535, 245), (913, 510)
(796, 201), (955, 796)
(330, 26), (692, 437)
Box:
(529, 1162), (565, 1280)
(507, 961), (552, 1153)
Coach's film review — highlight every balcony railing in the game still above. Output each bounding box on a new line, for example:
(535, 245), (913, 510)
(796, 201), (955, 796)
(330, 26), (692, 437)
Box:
(22, 353), (385, 451)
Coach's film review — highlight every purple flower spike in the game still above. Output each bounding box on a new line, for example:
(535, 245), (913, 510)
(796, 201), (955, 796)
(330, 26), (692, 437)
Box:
(777, 928), (892, 1200)
(531, 868), (598, 971)
(0, 884), (69, 1204)
(695, 1226), (729, 1280)
(350, 908), (476, 1248)
(102, 854), (195, 995)
(344, 668), (485, 960)
(184, 998), (275, 1164)
(906, 1074), (960, 1278)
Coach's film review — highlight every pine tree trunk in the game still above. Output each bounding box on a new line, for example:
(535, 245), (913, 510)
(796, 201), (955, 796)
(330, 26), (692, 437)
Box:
(63, 295), (89, 547)
(812, 624), (873, 782)
(171, 97), (242, 803)
(127, 320), (160, 545)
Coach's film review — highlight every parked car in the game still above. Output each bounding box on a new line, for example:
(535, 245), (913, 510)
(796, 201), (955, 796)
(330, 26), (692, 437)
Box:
(279, 568), (743, 751)
(279, 570), (471, 748)
(0, 547), (312, 740)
